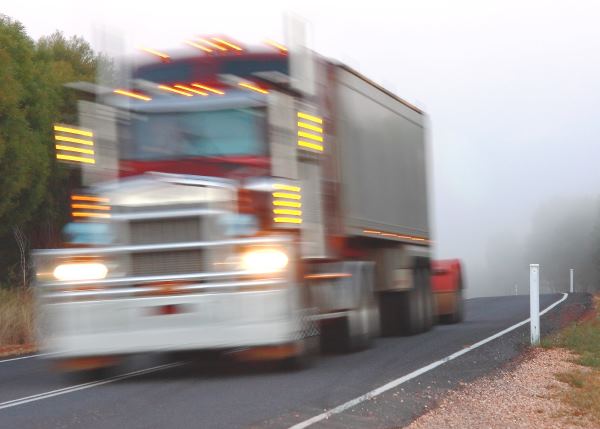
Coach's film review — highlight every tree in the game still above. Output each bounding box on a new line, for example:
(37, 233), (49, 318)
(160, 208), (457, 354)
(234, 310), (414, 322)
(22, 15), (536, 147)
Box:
(0, 17), (101, 286)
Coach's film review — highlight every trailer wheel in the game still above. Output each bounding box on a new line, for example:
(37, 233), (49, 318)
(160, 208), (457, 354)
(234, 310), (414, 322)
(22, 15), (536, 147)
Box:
(379, 261), (433, 336)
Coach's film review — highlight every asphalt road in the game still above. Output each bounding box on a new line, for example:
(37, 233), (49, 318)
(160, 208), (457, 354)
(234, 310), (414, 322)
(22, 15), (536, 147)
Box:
(0, 293), (590, 429)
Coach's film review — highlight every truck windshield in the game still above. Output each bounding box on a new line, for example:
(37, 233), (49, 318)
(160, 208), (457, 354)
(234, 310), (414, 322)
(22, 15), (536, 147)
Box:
(121, 107), (267, 160)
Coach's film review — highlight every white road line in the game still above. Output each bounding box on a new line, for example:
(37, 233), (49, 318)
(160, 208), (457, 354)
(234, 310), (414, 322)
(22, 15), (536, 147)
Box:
(0, 361), (184, 410)
(290, 293), (569, 429)
(0, 352), (58, 364)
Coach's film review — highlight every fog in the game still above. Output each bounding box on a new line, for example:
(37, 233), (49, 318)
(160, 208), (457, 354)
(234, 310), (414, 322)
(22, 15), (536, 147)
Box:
(5, 0), (600, 297)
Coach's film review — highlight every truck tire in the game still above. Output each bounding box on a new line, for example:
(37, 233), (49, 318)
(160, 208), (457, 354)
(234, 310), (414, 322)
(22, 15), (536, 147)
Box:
(322, 262), (376, 353)
(379, 261), (433, 336)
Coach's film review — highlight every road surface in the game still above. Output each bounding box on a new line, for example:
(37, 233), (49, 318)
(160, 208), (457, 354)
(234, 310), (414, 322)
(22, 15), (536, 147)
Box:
(0, 293), (590, 428)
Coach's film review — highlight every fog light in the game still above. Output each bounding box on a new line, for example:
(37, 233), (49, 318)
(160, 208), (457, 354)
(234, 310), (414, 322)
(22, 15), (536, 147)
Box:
(53, 263), (108, 281)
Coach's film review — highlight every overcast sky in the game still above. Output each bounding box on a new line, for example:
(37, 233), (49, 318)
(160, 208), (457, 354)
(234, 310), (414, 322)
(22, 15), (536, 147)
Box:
(4, 0), (600, 296)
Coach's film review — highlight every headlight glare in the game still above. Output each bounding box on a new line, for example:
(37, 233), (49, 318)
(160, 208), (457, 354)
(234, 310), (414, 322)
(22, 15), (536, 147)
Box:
(241, 249), (289, 274)
(53, 262), (108, 281)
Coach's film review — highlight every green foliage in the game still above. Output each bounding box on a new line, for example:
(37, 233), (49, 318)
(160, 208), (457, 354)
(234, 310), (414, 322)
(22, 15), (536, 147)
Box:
(0, 15), (101, 285)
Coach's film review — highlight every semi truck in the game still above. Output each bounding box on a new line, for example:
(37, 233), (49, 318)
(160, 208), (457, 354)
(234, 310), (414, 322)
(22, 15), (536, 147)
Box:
(34, 37), (464, 371)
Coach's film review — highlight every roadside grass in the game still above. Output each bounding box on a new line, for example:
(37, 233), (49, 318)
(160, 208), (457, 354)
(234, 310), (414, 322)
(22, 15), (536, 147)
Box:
(542, 295), (600, 424)
(0, 288), (35, 347)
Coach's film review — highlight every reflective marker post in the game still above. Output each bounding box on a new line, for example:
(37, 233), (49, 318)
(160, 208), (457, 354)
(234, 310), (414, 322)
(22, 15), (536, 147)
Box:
(570, 268), (574, 293)
(530, 264), (540, 345)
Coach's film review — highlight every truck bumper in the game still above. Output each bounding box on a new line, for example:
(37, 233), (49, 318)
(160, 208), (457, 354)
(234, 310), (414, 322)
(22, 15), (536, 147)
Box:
(40, 289), (299, 357)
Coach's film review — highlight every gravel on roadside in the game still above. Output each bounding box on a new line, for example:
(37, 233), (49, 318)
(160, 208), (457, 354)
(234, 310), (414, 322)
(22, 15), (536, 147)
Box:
(405, 347), (598, 429)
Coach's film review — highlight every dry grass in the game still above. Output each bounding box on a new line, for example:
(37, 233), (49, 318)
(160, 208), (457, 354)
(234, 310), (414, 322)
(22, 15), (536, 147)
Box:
(0, 288), (35, 347)
(543, 294), (600, 426)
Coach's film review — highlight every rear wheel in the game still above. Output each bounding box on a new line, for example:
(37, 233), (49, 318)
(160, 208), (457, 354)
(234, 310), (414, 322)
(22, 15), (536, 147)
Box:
(449, 289), (464, 323)
(379, 259), (433, 336)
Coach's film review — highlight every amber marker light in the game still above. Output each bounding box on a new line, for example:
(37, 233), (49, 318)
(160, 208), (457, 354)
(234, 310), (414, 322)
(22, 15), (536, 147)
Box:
(197, 38), (227, 51)
(114, 89), (151, 101)
(140, 47), (170, 60)
(212, 37), (242, 51)
(191, 83), (224, 95)
(239, 82), (269, 94)
(264, 40), (288, 52)
(174, 84), (208, 96)
(184, 40), (212, 52)
(158, 85), (193, 96)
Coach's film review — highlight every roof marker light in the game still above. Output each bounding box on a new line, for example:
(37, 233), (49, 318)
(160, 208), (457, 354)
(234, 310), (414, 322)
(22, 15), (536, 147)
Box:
(212, 37), (242, 51)
(158, 85), (193, 96)
(239, 82), (269, 94)
(191, 83), (225, 95)
(113, 89), (152, 101)
(140, 47), (170, 60)
(174, 84), (208, 96)
(264, 40), (288, 52)
(184, 40), (212, 52)
(197, 38), (227, 51)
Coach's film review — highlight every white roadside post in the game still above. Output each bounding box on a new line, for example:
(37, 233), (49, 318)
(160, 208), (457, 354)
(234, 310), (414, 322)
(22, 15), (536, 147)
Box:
(530, 264), (540, 345)
(570, 268), (574, 293)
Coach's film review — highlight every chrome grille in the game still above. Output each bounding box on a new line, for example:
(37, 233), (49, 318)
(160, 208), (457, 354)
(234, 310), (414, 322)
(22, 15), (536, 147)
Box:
(130, 250), (204, 276)
(129, 217), (201, 245)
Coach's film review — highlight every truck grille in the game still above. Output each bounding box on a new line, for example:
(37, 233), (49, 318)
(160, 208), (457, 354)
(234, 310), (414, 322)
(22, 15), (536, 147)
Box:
(129, 218), (202, 245)
(131, 250), (204, 276)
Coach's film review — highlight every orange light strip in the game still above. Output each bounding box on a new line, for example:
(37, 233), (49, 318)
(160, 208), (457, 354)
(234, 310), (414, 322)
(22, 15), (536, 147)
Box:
(158, 85), (193, 96)
(71, 204), (111, 211)
(113, 89), (152, 101)
(56, 154), (95, 164)
(273, 208), (302, 216)
(212, 37), (242, 51)
(140, 47), (170, 59)
(191, 83), (225, 95)
(239, 82), (269, 94)
(274, 217), (302, 224)
(298, 131), (323, 142)
(54, 135), (94, 146)
(297, 112), (323, 124)
(184, 40), (212, 52)
(197, 38), (227, 51)
(174, 84), (208, 96)
(55, 145), (94, 155)
(362, 229), (427, 242)
(72, 195), (109, 203)
(273, 200), (301, 208)
(72, 212), (111, 219)
(53, 125), (93, 137)
(305, 273), (352, 280)
(298, 141), (324, 151)
(264, 39), (288, 52)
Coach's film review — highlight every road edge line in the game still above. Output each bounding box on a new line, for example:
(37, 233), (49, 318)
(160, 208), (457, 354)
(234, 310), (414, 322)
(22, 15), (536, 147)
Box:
(0, 361), (184, 410)
(289, 292), (569, 429)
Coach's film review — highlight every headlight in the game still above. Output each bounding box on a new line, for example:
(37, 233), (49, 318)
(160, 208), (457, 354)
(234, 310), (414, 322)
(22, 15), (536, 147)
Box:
(241, 249), (289, 274)
(53, 263), (108, 281)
